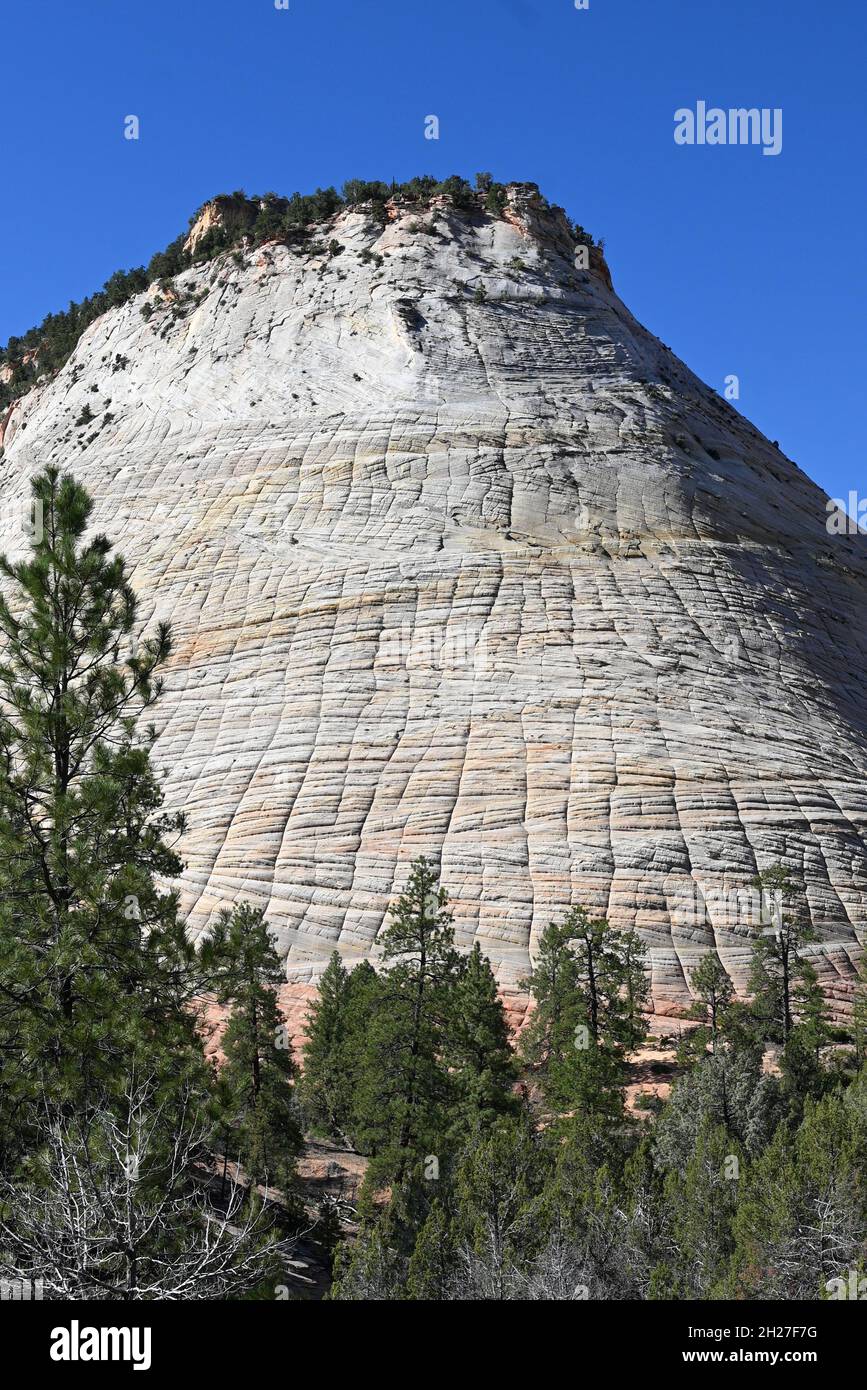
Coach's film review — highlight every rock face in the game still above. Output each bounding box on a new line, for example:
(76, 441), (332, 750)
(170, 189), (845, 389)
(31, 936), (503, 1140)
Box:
(184, 193), (258, 256)
(1, 183), (865, 1018)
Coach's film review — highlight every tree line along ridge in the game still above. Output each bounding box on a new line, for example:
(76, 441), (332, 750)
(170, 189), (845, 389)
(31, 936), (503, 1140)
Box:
(0, 173), (598, 414)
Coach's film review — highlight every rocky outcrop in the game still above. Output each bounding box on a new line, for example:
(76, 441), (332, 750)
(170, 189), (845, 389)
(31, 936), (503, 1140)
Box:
(1, 184), (865, 1018)
(184, 194), (259, 256)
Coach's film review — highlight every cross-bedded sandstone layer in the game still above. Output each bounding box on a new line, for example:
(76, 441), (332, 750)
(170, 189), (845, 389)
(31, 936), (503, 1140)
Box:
(2, 185), (865, 1018)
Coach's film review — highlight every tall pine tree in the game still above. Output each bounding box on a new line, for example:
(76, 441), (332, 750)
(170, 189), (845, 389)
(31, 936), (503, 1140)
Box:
(301, 950), (353, 1138)
(0, 467), (201, 1152)
(0, 469), (279, 1295)
(204, 902), (302, 1193)
(520, 906), (647, 1113)
(747, 865), (817, 1045)
(446, 942), (518, 1135)
(353, 857), (460, 1184)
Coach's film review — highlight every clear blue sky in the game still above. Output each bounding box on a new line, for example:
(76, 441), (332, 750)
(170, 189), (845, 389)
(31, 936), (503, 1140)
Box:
(2, 0), (864, 504)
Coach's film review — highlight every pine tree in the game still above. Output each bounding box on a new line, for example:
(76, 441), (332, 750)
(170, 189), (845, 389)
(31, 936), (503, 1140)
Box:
(679, 952), (735, 1064)
(446, 942), (518, 1135)
(747, 865), (817, 1045)
(663, 1119), (743, 1298)
(204, 903), (302, 1193)
(688, 953), (734, 1047)
(780, 960), (832, 1111)
(654, 1046), (782, 1176)
(566, 907), (648, 1050)
(0, 469), (276, 1296)
(301, 952), (387, 1149)
(352, 857), (460, 1184)
(540, 1106), (634, 1256)
(520, 907), (647, 1112)
(730, 1093), (867, 1299)
(328, 1221), (405, 1301)
(0, 467), (201, 1152)
(619, 925), (651, 1050)
(406, 1198), (458, 1299)
(621, 1136), (673, 1299)
(301, 951), (352, 1138)
(518, 918), (583, 1095)
(341, 959), (384, 1145)
(450, 1115), (550, 1299)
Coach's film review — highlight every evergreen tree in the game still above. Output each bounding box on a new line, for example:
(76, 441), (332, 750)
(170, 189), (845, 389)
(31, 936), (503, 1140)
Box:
(341, 959), (384, 1142)
(654, 1046), (782, 1176)
(446, 942), (517, 1135)
(301, 950), (353, 1138)
(204, 903), (301, 1193)
(663, 1119), (743, 1298)
(520, 906), (647, 1111)
(573, 909), (645, 1048)
(518, 917), (584, 1099)
(301, 954), (388, 1147)
(747, 865), (817, 1045)
(779, 960), (832, 1112)
(687, 953), (734, 1050)
(352, 858), (460, 1183)
(540, 1106), (630, 1245)
(0, 467), (200, 1152)
(0, 469), (277, 1297)
(730, 1094), (867, 1299)
(621, 1136), (674, 1299)
(449, 1115), (550, 1299)
(328, 1221), (405, 1302)
(406, 1198), (458, 1300)
(615, 923), (651, 1051)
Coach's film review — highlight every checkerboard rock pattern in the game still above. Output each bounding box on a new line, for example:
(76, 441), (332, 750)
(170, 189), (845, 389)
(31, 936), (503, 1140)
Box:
(2, 185), (865, 1019)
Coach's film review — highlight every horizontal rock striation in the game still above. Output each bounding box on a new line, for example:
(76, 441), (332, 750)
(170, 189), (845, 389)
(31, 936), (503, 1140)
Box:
(2, 184), (865, 1017)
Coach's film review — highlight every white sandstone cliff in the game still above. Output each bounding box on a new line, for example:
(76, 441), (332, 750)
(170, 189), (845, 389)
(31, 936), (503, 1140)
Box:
(1, 183), (865, 1019)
